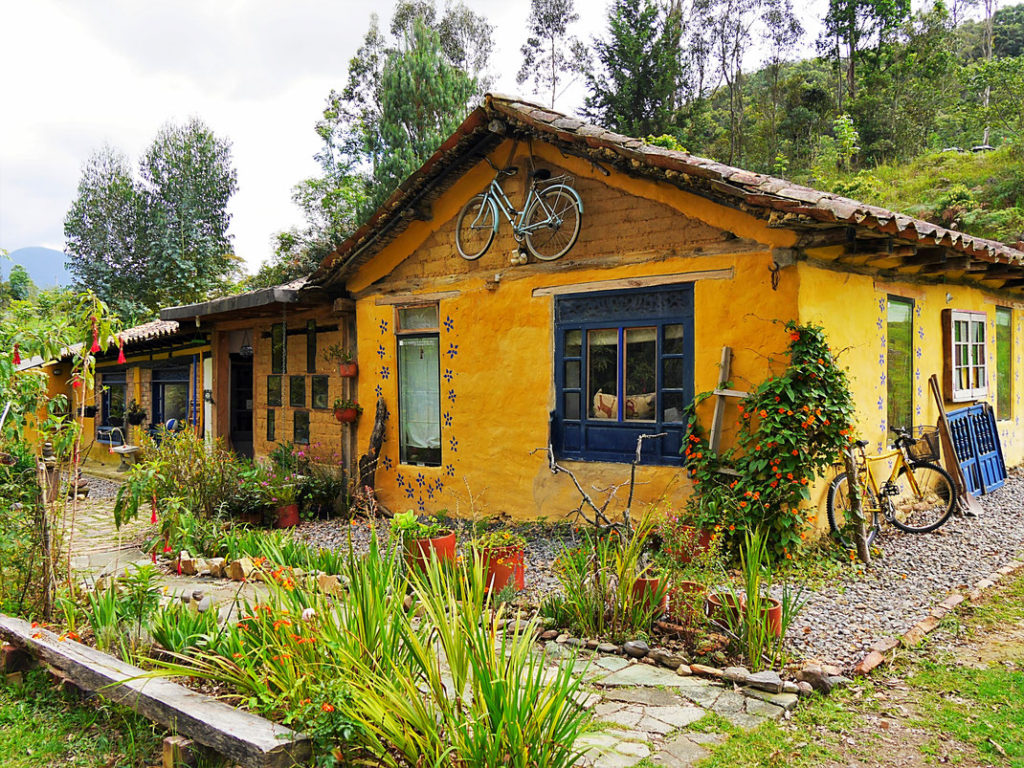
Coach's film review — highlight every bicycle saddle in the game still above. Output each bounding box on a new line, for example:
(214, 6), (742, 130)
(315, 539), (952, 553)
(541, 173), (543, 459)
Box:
(530, 168), (552, 180)
(853, 439), (870, 448)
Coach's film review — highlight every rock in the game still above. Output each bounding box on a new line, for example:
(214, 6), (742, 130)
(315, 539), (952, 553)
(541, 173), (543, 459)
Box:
(194, 596), (212, 613)
(544, 641), (571, 659)
(539, 629), (559, 641)
(198, 570), (211, 578)
(191, 590), (204, 601)
(745, 670), (784, 694)
(555, 633), (569, 644)
(179, 556), (198, 576)
(828, 675), (853, 688)
(690, 664), (722, 678)
(821, 664), (842, 676)
(796, 681), (814, 696)
(649, 649), (689, 669)
(586, 639), (599, 650)
(782, 681), (799, 695)
(796, 665), (833, 694)
(676, 663), (692, 676)
(640, 656), (657, 665)
(722, 666), (750, 683)
(565, 637), (587, 648)
(623, 640), (650, 658)
(597, 642), (620, 654)
(317, 574), (342, 595)
(206, 558), (226, 578)
(227, 558), (254, 582)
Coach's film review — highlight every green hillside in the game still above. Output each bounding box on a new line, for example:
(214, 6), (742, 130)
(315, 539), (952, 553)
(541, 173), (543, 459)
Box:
(823, 145), (1024, 245)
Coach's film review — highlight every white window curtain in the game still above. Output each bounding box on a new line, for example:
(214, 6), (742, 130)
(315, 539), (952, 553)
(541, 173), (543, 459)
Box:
(398, 336), (441, 451)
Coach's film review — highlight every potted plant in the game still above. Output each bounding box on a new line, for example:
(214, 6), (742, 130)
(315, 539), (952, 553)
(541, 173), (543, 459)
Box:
(324, 343), (357, 378)
(390, 510), (455, 573)
(126, 400), (148, 426)
(632, 566), (669, 614)
(473, 530), (527, 592)
(268, 476), (300, 528)
(333, 398), (362, 424)
(662, 500), (720, 566)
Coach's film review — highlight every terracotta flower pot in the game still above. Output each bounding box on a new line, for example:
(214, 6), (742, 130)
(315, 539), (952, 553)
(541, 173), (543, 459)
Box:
(632, 574), (669, 613)
(274, 503), (300, 528)
(748, 596), (783, 637)
(481, 545), (525, 592)
(669, 525), (715, 565)
(404, 531), (456, 573)
(705, 591), (745, 626)
(338, 362), (358, 378)
(334, 407), (359, 423)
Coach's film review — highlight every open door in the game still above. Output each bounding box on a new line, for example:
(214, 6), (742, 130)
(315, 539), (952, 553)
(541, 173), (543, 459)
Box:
(229, 357), (253, 458)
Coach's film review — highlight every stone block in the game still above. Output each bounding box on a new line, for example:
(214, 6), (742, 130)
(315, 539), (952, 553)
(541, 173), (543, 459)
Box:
(938, 593), (964, 611)
(206, 558), (226, 578)
(690, 664), (723, 678)
(226, 557), (254, 582)
(853, 650), (885, 676)
(745, 670), (783, 693)
(870, 637), (900, 654)
(162, 735), (197, 768)
(722, 666), (750, 683)
(649, 648), (688, 669)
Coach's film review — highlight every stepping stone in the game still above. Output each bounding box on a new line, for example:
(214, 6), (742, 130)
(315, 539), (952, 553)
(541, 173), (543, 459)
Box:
(742, 688), (799, 711)
(642, 705), (705, 729)
(600, 707), (643, 728)
(603, 687), (680, 707)
(744, 698), (786, 719)
(595, 656), (630, 672)
(709, 689), (747, 716)
(597, 664), (707, 689)
(655, 734), (711, 767)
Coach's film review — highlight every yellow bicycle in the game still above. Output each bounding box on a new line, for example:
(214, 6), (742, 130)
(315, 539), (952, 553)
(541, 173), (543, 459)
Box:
(826, 428), (956, 548)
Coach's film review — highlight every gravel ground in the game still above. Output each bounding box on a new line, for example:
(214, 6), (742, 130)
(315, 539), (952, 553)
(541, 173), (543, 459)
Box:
(84, 475), (123, 499)
(787, 470), (1024, 669)
(298, 470), (1024, 670)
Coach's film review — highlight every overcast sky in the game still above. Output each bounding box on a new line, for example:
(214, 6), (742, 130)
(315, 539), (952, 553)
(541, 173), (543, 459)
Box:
(0, 0), (838, 275)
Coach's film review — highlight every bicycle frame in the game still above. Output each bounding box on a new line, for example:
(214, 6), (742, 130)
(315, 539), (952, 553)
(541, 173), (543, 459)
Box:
(469, 171), (572, 242)
(855, 446), (923, 519)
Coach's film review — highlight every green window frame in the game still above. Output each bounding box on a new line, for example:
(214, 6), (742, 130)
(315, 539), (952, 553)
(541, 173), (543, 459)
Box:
(887, 296), (914, 432)
(996, 306), (1012, 420)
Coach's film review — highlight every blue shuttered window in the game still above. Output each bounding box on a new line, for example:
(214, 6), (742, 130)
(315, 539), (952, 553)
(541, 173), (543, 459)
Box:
(554, 285), (694, 464)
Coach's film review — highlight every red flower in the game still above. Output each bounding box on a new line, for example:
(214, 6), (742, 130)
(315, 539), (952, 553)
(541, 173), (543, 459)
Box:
(12, 344), (20, 366)
(321, 703), (335, 712)
(117, 338), (126, 364)
(790, 331), (800, 341)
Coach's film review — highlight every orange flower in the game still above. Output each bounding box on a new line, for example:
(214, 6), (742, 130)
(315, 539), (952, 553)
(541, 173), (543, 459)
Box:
(300, 699), (311, 706)
(778, 408), (786, 414)
(273, 619), (292, 630)
(739, 501), (748, 508)
(790, 331), (800, 341)
(791, 449), (799, 456)
(770, 480), (778, 488)
(728, 524), (736, 531)
(233, 652), (243, 658)
(322, 703), (335, 712)
(818, 358), (824, 364)
(759, 410), (767, 418)
(786, 472), (794, 479)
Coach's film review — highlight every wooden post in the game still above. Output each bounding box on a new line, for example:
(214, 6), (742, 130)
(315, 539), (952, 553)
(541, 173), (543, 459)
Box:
(357, 397), (389, 497)
(841, 447), (871, 565)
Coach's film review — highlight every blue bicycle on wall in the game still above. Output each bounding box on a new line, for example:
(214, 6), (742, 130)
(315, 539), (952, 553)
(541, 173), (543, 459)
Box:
(455, 154), (583, 262)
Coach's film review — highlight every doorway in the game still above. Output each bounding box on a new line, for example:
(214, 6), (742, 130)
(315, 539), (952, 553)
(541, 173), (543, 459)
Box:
(230, 357), (254, 458)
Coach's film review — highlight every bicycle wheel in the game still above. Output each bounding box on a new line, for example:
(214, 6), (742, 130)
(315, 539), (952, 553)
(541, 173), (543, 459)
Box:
(827, 472), (881, 550)
(523, 185), (582, 261)
(455, 193), (496, 260)
(888, 461), (956, 533)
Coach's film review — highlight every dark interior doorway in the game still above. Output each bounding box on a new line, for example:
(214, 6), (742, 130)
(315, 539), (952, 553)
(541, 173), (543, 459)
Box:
(230, 357), (254, 458)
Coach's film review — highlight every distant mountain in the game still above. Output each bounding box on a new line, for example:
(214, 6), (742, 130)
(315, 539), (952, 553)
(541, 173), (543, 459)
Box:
(3, 247), (71, 288)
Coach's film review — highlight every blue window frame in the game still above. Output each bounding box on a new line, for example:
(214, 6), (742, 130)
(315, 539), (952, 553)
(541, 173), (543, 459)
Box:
(554, 285), (694, 464)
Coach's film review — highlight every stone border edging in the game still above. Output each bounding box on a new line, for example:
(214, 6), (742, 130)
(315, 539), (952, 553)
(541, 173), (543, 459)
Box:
(853, 559), (1024, 675)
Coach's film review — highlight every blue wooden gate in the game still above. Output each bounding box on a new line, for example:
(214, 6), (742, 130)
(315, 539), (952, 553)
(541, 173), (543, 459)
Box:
(946, 403), (1007, 494)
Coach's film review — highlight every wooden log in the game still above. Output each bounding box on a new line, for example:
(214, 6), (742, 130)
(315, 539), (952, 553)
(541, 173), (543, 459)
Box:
(357, 397), (389, 497)
(0, 614), (310, 768)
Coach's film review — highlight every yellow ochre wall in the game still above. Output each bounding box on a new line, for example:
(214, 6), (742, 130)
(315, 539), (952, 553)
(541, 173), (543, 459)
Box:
(349, 139), (800, 520)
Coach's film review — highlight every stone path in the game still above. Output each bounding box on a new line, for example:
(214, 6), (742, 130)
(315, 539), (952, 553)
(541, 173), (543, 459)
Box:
(565, 659), (794, 767)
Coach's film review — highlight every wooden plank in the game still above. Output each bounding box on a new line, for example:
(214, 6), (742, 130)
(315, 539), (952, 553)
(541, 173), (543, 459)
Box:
(373, 290), (460, 306)
(712, 388), (749, 398)
(0, 615), (310, 768)
(531, 268), (734, 297)
(708, 346), (733, 454)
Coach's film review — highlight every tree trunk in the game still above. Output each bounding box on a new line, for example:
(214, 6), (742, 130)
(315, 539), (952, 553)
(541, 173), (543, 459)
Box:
(841, 447), (871, 565)
(357, 397), (389, 495)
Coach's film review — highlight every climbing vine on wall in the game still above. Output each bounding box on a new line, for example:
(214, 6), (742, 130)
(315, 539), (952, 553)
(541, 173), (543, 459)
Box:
(683, 321), (856, 559)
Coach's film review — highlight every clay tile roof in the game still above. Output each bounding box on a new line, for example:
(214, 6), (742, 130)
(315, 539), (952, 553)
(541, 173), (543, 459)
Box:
(314, 93), (1024, 286)
(118, 319), (180, 344)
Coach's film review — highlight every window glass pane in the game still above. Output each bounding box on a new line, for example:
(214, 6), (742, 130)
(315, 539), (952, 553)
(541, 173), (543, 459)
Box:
(271, 323), (285, 374)
(267, 409), (275, 441)
(306, 320), (317, 373)
(290, 376), (306, 408)
(954, 320), (965, 343)
(662, 391), (685, 422)
(267, 375), (282, 406)
(398, 305), (439, 331)
(588, 329), (618, 419)
(565, 360), (580, 388)
(564, 392), (580, 420)
(311, 375), (329, 409)
(663, 358), (683, 389)
(973, 319), (985, 343)
(997, 307), (1012, 419)
(664, 324), (684, 355)
(624, 327), (656, 421)
(565, 329), (582, 357)
(293, 411), (309, 445)
(887, 297), (913, 431)
(156, 382), (188, 424)
(398, 335), (441, 465)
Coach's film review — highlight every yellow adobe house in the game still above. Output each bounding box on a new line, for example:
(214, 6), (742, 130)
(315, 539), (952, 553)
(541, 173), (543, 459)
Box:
(165, 94), (1024, 527)
(33, 320), (212, 470)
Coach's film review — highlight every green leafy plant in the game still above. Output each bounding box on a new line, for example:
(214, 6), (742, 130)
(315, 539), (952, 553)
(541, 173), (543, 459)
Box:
(389, 510), (447, 541)
(332, 398), (362, 414)
(472, 529), (526, 550)
(322, 343), (355, 364)
(149, 601), (220, 654)
(683, 321), (856, 558)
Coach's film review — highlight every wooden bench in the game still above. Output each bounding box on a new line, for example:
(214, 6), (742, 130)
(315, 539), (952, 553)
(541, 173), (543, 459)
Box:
(0, 614), (311, 768)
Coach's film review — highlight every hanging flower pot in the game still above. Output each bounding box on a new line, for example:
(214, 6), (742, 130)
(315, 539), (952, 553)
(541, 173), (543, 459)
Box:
(333, 399), (362, 423)
(338, 362), (358, 378)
